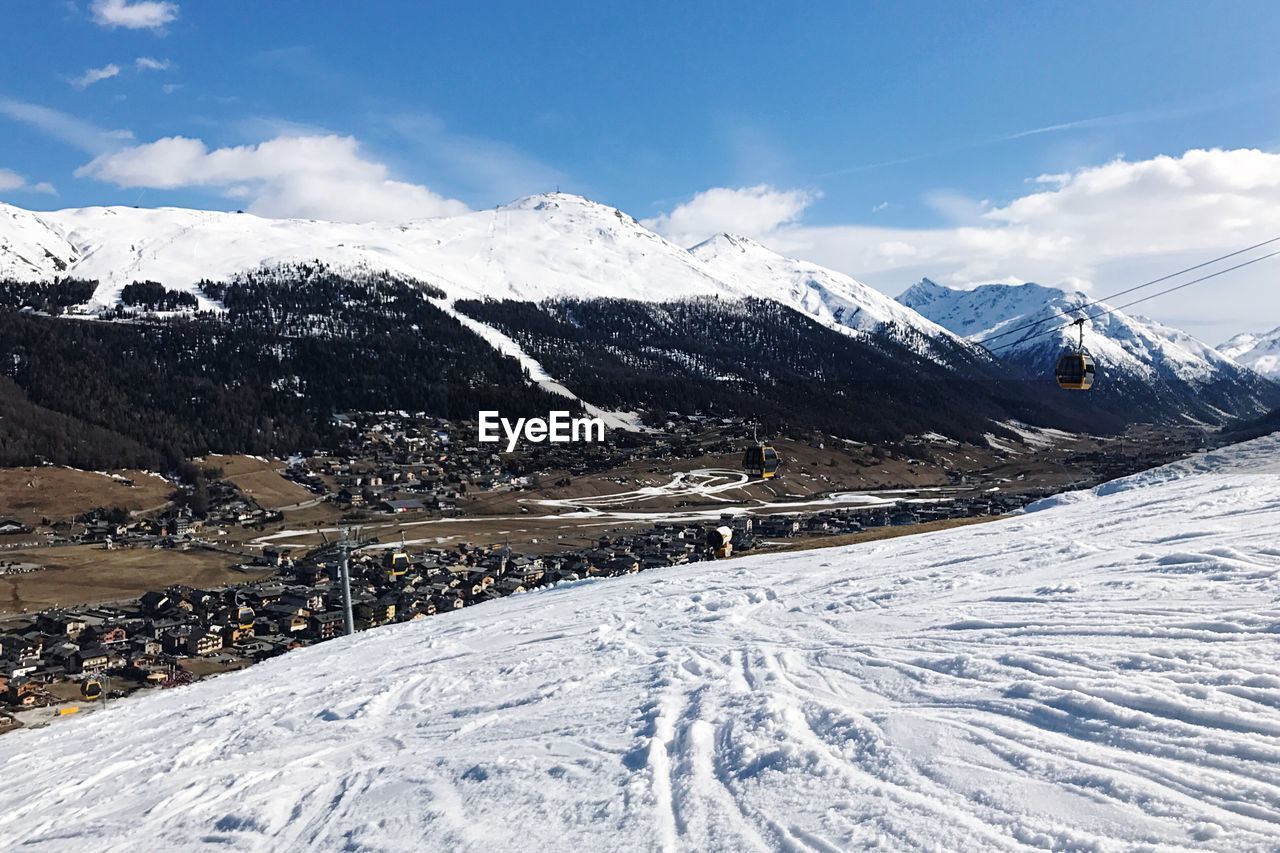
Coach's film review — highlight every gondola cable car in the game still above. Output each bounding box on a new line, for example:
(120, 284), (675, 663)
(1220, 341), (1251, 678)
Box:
(1054, 317), (1096, 391)
(385, 534), (410, 579)
(741, 431), (780, 479)
(81, 677), (104, 702)
(233, 590), (255, 631)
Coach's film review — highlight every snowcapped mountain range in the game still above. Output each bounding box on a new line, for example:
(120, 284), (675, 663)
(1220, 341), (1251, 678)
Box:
(0, 194), (956, 352)
(689, 233), (966, 357)
(899, 278), (1280, 422)
(899, 278), (1233, 384)
(2, 193), (1277, 427)
(1218, 327), (1280, 381)
(4, 433), (1280, 849)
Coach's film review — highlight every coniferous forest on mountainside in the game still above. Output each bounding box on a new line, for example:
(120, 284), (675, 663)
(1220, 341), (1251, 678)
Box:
(1, 265), (1272, 470)
(455, 296), (1126, 440)
(0, 267), (565, 469)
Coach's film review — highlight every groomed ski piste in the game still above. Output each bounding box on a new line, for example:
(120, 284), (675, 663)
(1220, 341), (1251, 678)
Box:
(4, 434), (1280, 851)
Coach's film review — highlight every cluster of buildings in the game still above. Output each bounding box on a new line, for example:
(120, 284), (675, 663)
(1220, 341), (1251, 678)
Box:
(294, 413), (761, 518)
(0, 487), (1042, 725)
(0, 411), (1069, 729)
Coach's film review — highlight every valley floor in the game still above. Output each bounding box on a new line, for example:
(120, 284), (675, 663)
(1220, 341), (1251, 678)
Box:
(1, 435), (1279, 851)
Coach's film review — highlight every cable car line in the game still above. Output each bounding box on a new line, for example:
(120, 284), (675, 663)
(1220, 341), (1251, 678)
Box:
(986, 249), (1280, 356)
(973, 235), (1280, 349)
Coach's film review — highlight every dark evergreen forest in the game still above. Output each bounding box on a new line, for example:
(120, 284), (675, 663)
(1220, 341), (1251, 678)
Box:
(456, 296), (1091, 443)
(2, 266), (1212, 471)
(0, 266), (564, 469)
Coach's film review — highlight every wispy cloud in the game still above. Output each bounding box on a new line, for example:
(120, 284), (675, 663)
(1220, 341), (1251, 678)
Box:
(0, 168), (56, 195)
(90, 0), (178, 31)
(642, 185), (817, 247)
(70, 63), (121, 90)
(814, 83), (1280, 181)
(380, 112), (567, 203)
(134, 56), (171, 72)
(811, 114), (1138, 180)
(0, 96), (133, 154)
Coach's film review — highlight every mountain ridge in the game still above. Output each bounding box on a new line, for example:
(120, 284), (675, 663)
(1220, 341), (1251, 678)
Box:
(3, 196), (1276, 431)
(1218, 326), (1280, 381)
(0, 195), (963, 354)
(898, 277), (1280, 424)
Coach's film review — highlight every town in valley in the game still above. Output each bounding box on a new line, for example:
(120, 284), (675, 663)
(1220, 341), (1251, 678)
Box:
(0, 411), (1202, 732)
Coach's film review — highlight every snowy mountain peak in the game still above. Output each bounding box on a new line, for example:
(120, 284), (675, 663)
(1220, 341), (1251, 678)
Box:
(501, 191), (622, 216)
(688, 232), (774, 256)
(689, 233), (962, 352)
(898, 278), (1088, 340)
(899, 277), (1280, 422)
(0, 198), (966, 357)
(1218, 326), (1280, 381)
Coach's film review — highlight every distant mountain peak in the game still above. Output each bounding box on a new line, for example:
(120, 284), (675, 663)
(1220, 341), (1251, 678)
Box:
(1218, 326), (1280, 381)
(690, 232), (771, 252)
(899, 278), (1280, 423)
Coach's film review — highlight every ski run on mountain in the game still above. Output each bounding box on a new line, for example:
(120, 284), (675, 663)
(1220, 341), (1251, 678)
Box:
(2, 433), (1278, 851)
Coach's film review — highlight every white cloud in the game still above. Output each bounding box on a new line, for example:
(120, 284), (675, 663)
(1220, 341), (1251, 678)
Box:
(654, 149), (1280, 341)
(76, 134), (471, 222)
(658, 149), (1280, 290)
(0, 168), (57, 195)
(642, 185), (817, 247)
(71, 63), (121, 90)
(90, 0), (178, 30)
(135, 56), (171, 72)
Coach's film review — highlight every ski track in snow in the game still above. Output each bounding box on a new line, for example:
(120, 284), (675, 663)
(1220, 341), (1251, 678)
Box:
(5, 435), (1280, 851)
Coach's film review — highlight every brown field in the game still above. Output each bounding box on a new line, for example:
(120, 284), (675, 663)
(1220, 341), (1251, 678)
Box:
(0, 467), (173, 524)
(0, 545), (252, 615)
(758, 514), (1007, 554)
(205, 454), (315, 510)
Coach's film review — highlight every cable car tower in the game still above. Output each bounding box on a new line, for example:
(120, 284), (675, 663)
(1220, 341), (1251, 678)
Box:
(336, 527), (362, 637)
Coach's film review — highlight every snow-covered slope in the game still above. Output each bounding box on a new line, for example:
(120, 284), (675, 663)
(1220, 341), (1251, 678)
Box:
(691, 233), (970, 355)
(0, 195), (735, 309)
(899, 278), (1280, 421)
(0, 202), (80, 279)
(5, 434), (1280, 850)
(1219, 327), (1280, 381)
(899, 279), (1237, 384)
(0, 195), (973, 354)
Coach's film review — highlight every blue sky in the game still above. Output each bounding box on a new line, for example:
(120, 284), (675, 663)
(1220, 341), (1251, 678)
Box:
(3, 1), (1280, 339)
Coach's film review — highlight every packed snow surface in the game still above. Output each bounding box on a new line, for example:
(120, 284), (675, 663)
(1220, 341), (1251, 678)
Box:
(5, 434), (1280, 850)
